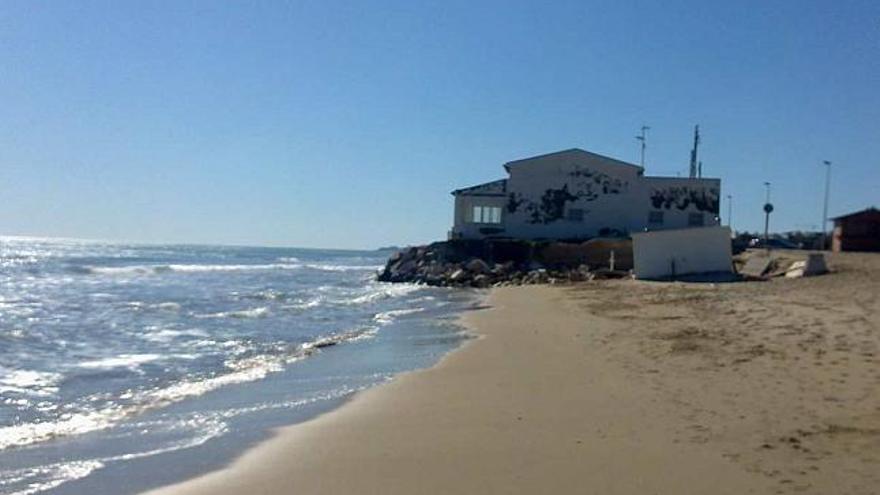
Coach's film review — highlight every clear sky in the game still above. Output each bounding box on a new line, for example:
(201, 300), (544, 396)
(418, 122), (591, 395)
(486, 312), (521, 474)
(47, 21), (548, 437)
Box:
(1, 1), (878, 249)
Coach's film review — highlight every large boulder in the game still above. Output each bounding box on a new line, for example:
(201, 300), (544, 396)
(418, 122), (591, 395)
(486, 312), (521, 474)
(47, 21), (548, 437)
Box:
(472, 274), (492, 288)
(449, 268), (469, 283)
(391, 259), (417, 278)
(492, 261), (514, 276)
(465, 258), (491, 275)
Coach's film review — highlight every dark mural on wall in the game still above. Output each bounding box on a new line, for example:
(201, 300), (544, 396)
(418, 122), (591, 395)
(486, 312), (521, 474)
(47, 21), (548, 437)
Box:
(649, 187), (720, 214)
(506, 166), (630, 224)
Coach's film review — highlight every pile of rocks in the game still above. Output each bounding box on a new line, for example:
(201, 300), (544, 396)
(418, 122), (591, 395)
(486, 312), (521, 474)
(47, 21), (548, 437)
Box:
(377, 243), (628, 288)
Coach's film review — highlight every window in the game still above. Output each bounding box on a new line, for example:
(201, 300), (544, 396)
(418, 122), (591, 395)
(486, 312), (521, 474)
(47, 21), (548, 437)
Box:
(489, 206), (502, 224)
(567, 208), (584, 222)
(470, 206), (502, 224)
(648, 211), (664, 224)
(688, 213), (704, 226)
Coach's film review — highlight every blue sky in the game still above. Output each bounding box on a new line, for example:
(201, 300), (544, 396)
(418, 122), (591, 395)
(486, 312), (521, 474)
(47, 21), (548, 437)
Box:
(1, 1), (877, 249)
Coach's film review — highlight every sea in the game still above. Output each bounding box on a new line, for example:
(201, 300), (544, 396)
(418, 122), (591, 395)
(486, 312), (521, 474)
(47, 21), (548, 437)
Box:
(0, 237), (477, 495)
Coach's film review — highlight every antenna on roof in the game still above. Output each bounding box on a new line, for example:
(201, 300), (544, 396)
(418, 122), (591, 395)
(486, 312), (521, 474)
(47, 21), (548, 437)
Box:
(635, 125), (650, 169)
(689, 125), (700, 178)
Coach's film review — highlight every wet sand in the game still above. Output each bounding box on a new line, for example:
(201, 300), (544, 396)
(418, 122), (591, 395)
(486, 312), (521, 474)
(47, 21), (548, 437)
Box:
(145, 251), (880, 495)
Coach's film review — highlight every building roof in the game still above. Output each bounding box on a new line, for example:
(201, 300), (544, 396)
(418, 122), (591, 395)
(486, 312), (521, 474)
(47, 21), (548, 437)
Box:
(450, 178), (508, 196)
(502, 148), (644, 173)
(831, 207), (880, 222)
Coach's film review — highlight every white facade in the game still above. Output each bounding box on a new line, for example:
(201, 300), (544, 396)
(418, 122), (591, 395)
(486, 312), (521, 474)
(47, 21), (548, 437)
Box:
(451, 149), (721, 240)
(631, 226), (733, 279)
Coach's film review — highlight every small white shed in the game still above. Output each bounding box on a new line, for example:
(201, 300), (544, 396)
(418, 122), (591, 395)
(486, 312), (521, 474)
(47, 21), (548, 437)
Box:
(631, 226), (733, 279)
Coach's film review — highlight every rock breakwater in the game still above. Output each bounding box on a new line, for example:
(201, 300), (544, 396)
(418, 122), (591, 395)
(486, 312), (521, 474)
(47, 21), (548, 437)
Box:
(377, 239), (632, 288)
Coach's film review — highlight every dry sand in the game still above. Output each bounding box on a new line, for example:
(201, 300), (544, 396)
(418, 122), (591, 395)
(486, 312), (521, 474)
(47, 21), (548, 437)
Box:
(146, 250), (880, 495)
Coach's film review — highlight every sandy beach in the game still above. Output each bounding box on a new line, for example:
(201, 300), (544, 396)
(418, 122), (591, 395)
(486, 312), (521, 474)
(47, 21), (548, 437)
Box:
(145, 251), (880, 495)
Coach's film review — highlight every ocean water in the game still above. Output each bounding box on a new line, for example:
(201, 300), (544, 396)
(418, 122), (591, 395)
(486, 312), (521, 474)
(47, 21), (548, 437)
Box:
(0, 238), (476, 495)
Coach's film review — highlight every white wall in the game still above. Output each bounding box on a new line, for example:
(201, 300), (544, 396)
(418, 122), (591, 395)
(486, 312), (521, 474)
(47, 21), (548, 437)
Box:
(504, 150), (643, 239)
(452, 194), (507, 239)
(450, 149), (722, 241)
(635, 177), (721, 231)
(631, 226), (733, 279)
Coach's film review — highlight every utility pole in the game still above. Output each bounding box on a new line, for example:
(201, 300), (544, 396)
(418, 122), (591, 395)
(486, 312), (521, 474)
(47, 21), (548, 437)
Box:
(689, 125), (700, 178)
(821, 160), (832, 250)
(635, 125), (650, 169)
(763, 182), (774, 250)
(726, 194), (733, 230)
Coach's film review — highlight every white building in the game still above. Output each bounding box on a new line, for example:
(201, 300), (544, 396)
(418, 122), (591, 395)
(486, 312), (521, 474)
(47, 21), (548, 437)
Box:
(631, 226), (733, 279)
(451, 148), (721, 240)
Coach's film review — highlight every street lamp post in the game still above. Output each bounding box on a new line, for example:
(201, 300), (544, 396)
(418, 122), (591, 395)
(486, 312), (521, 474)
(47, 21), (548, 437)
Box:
(821, 160), (832, 250)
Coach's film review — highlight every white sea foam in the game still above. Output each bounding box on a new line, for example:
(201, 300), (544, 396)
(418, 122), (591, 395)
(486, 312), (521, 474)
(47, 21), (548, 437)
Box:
(346, 284), (422, 305)
(78, 354), (162, 370)
(0, 385), (371, 495)
(281, 296), (324, 311)
(139, 328), (209, 343)
(0, 328), (27, 340)
(194, 306), (270, 319)
(80, 266), (153, 276)
(0, 460), (104, 495)
(302, 263), (384, 272)
(125, 301), (182, 311)
(0, 377), (253, 451)
(0, 415), (228, 495)
(240, 289), (284, 301)
(164, 263), (301, 273)
(79, 263), (304, 276)
(373, 307), (425, 325)
(0, 408), (127, 451)
(301, 327), (379, 350)
(0, 369), (62, 397)
(0, 330), (367, 451)
(347, 327), (379, 342)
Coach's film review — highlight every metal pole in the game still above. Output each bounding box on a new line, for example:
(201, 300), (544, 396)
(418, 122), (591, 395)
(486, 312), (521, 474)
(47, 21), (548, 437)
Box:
(726, 194), (733, 230)
(635, 125), (649, 169)
(640, 139), (645, 169)
(764, 182), (771, 250)
(821, 160), (831, 250)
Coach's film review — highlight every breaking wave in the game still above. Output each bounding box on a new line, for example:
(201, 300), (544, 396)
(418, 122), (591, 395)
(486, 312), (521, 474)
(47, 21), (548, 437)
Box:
(74, 262), (382, 277)
(346, 284), (422, 305)
(373, 308), (425, 325)
(0, 369), (63, 397)
(0, 240), (472, 495)
(301, 263), (383, 272)
(0, 384), (371, 495)
(78, 354), (163, 371)
(73, 263), (304, 276)
(0, 460), (105, 495)
(194, 306), (271, 319)
(0, 328), (376, 452)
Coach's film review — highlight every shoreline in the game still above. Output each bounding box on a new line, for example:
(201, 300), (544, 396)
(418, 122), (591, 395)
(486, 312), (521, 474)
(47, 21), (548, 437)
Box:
(142, 286), (771, 495)
(143, 251), (880, 494)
